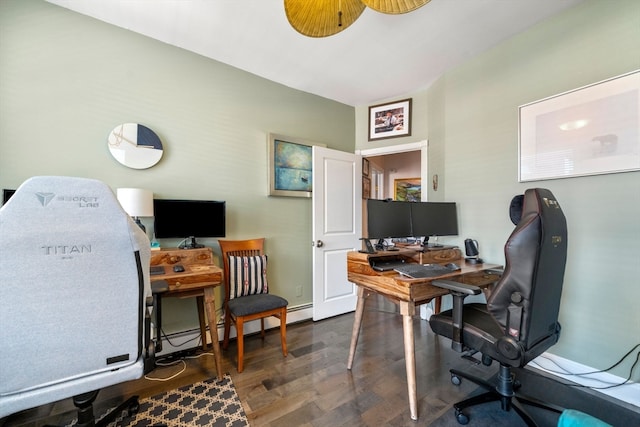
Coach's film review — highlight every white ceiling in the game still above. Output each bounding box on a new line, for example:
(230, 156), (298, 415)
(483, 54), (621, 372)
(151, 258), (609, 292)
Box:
(45, 0), (584, 106)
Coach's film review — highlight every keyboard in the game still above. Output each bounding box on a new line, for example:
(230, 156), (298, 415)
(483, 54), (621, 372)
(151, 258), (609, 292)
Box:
(394, 263), (452, 279)
(150, 265), (165, 276)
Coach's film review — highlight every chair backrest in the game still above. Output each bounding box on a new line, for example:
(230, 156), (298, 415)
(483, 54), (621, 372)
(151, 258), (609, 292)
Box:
(218, 238), (265, 302)
(487, 188), (567, 350)
(0, 176), (150, 416)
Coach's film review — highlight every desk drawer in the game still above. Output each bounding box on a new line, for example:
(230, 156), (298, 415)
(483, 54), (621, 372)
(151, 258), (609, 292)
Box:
(163, 271), (222, 291)
(456, 271), (501, 287)
(151, 247), (213, 266)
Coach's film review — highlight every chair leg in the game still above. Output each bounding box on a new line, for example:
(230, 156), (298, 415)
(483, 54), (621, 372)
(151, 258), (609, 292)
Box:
(223, 310), (232, 350)
(260, 318), (265, 339)
(236, 317), (245, 373)
(454, 390), (500, 413)
(72, 391), (140, 427)
(280, 308), (288, 357)
(509, 397), (538, 427)
(449, 364), (563, 427)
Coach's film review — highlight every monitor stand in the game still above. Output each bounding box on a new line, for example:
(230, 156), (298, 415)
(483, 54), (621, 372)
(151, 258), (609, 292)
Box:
(422, 236), (444, 249)
(376, 238), (400, 251)
(179, 236), (205, 249)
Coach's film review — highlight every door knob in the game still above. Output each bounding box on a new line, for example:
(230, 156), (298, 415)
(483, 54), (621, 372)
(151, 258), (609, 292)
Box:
(315, 240), (324, 247)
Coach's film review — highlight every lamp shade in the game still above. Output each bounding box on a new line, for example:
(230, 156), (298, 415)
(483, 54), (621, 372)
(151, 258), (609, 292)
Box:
(284, 0), (366, 38)
(116, 188), (154, 218)
(361, 0), (431, 14)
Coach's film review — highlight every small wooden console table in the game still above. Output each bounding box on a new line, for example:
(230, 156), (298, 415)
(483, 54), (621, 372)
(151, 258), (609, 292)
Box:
(150, 247), (223, 380)
(346, 249), (502, 420)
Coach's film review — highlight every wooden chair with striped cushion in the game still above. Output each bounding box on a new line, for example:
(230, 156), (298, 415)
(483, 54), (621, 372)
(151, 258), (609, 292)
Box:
(218, 238), (288, 372)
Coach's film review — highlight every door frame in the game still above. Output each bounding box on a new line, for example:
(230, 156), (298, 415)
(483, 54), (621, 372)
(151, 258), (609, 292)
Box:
(357, 140), (429, 199)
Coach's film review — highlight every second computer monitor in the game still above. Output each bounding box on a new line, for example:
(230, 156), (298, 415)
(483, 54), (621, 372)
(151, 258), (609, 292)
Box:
(410, 202), (459, 240)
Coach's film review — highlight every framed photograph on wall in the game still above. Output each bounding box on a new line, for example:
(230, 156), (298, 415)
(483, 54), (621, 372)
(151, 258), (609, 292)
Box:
(362, 158), (370, 177)
(519, 70), (640, 182)
(368, 98), (412, 141)
(362, 176), (371, 199)
(268, 133), (326, 197)
(394, 177), (421, 202)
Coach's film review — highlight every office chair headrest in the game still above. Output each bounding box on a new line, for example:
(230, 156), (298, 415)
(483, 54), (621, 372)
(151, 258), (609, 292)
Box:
(509, 194), (524, 225)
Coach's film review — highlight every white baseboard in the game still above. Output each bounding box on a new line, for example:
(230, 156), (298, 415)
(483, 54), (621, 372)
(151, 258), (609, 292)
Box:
(156, 303), (313, 356)
(531, 352), (639, 408)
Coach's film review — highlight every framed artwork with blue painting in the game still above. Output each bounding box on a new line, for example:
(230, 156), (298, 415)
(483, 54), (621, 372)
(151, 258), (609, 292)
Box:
(268, 134), (325, 197)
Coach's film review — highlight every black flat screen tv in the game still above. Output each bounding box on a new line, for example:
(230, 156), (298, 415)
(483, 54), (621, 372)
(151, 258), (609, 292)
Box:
(153, 199), (226, 249)
(366, 199), (412, 240)
(2, 189), (16, 206)
(410, 202), (458, 245)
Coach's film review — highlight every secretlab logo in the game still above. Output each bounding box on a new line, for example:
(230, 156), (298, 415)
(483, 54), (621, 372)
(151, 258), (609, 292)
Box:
(36, 192), (55, 207)
(542, 197), (560, 209)
(35, 192), (100, 208)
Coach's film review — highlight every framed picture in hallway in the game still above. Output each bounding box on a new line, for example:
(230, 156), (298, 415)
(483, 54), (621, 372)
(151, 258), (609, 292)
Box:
(519, 70), (640, 182)
(394, 177), (421, 202)
(268, 133), (325, 198)
(368, 98), (412, 141)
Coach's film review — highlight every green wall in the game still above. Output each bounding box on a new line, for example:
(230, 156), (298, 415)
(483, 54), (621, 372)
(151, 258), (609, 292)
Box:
(0, 0), (355, 333)
(358, 0), (640, 380)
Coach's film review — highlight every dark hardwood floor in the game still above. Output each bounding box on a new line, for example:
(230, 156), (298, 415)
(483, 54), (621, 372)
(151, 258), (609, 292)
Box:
(3, 295), (637, 426)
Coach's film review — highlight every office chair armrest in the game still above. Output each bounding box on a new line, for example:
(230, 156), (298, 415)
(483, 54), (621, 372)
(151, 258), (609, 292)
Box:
(432, 280), (481, 352)
(431, 279), (481, 296)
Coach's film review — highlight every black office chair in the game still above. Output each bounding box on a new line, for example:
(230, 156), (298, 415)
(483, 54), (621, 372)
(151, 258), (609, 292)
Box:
(429, 188), (568, 426)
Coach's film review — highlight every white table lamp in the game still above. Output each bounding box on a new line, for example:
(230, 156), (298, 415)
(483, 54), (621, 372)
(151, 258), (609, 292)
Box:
(116, 188), (154, 232)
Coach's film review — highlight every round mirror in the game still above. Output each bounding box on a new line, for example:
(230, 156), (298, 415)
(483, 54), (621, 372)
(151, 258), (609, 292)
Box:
(107, 123), (164, 169)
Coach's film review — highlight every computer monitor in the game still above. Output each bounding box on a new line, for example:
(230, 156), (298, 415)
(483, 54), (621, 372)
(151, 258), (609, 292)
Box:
(366, 199), (412, 242)
(153, 199), (226, 249)
(410, 202), (459, 246)
(2, 189), (16, 206)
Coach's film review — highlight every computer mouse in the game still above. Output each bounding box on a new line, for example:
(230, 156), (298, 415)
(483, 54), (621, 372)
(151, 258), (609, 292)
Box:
(173, 265), (185, 273)
(445, 263), (461, 271)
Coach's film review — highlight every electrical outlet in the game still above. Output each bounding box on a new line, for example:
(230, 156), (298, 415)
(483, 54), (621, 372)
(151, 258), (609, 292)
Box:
(296, 286), (303, 297)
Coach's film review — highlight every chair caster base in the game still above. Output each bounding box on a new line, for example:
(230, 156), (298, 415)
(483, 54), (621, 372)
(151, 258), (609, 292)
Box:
(455, 409), (470, 425)
(451, 373), (462, 385)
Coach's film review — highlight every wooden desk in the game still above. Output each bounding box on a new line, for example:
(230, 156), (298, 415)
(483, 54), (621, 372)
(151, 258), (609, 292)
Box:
(346, 250), (501, 421)
(150, 247), (223, 380)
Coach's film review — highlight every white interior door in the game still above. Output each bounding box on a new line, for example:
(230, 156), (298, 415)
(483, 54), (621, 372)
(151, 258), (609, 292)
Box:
(312, 146), (361, 321)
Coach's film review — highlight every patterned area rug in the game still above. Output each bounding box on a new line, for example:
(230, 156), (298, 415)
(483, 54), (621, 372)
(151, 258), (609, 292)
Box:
(115, 374), (248, 427)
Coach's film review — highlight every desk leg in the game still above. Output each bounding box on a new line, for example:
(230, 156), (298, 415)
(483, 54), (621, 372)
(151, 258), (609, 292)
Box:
(203, 287), (223, 380)
(347, 286), (367, 370)
(400, 301), (418, 421)
(196, 296), (207, 351)
(434, 296), (442, 314)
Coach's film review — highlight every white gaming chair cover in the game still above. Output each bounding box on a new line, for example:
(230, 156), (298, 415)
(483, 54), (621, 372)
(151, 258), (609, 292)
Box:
(0, 176), (151, 418)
